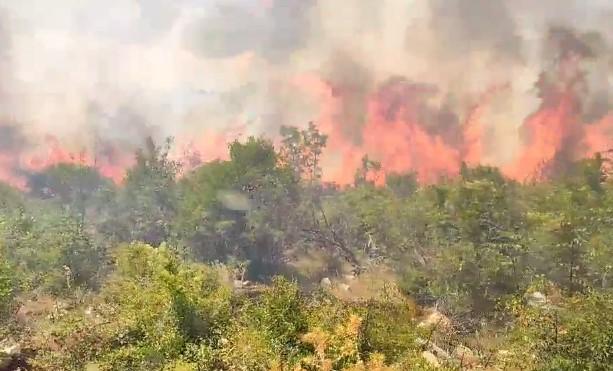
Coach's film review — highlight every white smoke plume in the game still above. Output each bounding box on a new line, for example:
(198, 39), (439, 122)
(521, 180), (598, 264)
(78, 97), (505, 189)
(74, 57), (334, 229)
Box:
(0, 0), (610, 184)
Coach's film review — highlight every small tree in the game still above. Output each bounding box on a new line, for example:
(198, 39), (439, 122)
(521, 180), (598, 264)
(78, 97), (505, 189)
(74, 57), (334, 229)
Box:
(118, 137), (180, 246)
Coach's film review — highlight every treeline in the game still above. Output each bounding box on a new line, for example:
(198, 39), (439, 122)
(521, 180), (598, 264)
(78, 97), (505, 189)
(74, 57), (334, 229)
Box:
(1, 124), (612, 370)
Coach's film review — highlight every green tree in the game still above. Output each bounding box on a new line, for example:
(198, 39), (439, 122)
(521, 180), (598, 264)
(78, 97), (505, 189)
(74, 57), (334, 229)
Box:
(421, 165), (528, 314)
(1, 208), (101, 293)
(385, 171), (418, 198)
(508, 289), (613, 370)
(178, 136), (299, 278)
(27, 163), (113, 223)
(280, 122), (328, 183)
(354, 155), (382, 186)
(32, 243), (232, 371)
(117, 137), (180, 247)
(0, 248), (16, 318)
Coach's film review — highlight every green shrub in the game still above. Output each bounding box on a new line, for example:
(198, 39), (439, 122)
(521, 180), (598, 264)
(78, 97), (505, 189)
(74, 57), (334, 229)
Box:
(508, 290), (613, 370)
(0, 253), (15, 318)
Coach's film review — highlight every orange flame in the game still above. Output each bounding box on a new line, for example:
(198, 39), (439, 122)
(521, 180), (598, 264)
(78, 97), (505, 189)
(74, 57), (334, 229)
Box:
(0, 49), (610, 190)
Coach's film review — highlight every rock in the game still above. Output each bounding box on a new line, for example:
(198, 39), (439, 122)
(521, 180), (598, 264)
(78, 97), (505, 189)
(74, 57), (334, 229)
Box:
(1, 338), (21, 356)
(453, 344), (479, 367)
(497, 349), (513, 361)
(1, 343), (20, 356)
(418, 309), (452, 330)
(430, 343), (451, 360)
(0, 355), (10, 370)
(527, 291), (547, 307)
(421, 351), (440, 367)
(0, 340), (22, 370)
(416, 338), (450, 360)
(338, 283), (350, 292)
(320, 277), (332, 287)
(15, 296), (57, 323)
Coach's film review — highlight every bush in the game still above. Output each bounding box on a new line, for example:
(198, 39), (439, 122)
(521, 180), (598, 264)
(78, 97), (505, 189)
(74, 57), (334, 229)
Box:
(32, 243), (232, 370)
(0, 253), (16, 318)
(507, 289), (613, 370)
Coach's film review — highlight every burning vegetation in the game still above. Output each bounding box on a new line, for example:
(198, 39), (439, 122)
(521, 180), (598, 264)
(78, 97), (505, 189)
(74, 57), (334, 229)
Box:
(0, 2), (610, 189)
(0, 1), (612, 370)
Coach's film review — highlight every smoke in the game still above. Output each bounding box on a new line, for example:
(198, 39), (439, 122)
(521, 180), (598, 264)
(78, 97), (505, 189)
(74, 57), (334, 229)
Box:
(0, 123), (27, 187)
(185, 0), (314, 62)
(0, 0), (610, 187)
(321, 52), (373, 144)
(508, 26), (612, 180)
(428, 0), (521, 61)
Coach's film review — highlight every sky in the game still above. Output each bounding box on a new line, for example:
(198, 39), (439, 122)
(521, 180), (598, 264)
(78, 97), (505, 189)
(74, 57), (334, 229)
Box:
(0, 0), (610, 179)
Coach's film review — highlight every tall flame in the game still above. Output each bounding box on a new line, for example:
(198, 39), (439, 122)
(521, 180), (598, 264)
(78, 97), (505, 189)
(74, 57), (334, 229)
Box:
(0, 35), (611, 189)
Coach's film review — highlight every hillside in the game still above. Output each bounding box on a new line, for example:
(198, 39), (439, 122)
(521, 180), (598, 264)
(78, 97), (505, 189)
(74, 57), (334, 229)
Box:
(1, 130), (612, 370)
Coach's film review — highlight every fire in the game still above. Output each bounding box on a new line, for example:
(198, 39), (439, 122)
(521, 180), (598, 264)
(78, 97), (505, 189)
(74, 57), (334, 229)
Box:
(504, 31), (612, 180)
(0, 80), (610, 190)
(361, 79), (461, 183)
(0, 135), (132, 189)
(0, 30), (611, 189)
(25, 136), (132, 184)
(0, 126), (245, 191)
(0, 153), (25, 189)
(302, 68), (610, 185)
(506, 92), (581, 180)
(175, 128), (236, 174)
(296, 74), (513, 185)
(584, 113), (613, 156)
(462, 84), (511, 167)
(291, 73), (364, 184)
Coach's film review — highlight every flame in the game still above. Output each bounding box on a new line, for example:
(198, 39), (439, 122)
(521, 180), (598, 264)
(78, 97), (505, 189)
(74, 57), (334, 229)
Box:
(295, 74), (514, 185)
(1, 91), (610, 190)
(505, 92), (581, 180)
(462, 84), (510, 167)
(176, 128), (235, 174)
(361, 82), (460, 183)
(0, 153), (26, 189)
(504, 41), (612, 180)
(0, 135), (132, 189)
(292, 73), (364, 184)
(584, 113), (613, 155)
(0, 125), (246, 190)
(0, 43), (610, 189)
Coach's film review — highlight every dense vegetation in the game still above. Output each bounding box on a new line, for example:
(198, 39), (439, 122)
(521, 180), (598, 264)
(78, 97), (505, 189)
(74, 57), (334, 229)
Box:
(1, 125), (612, 370)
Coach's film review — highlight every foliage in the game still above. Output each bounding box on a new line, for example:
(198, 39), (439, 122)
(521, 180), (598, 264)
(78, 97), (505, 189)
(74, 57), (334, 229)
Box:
(0, 124), (611, 370)
(0, 250), (16, 318)
(1, 208), (101, 293)
(279, 122), (328, 182)
(117, 137), (180, 247)
(360, 293), (420, 362)
(507, 288), (613, 370)
(32, 243), (232, 370)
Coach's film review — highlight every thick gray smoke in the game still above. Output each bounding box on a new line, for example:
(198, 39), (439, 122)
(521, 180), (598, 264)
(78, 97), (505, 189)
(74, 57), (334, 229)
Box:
(185, 0), (315, 62)
(428, 0), (521, 60)
(0, 0), (610, 180)
(322, 52), (373, 144)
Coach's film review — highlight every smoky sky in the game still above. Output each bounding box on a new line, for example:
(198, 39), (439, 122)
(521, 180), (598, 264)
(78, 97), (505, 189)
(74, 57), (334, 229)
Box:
(428, 0), (521, 61)
(184, 0), (315, 62)
(323, 52), (373, 144)
(0, 124), (27, 152)
(0, 0), (609, 170)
